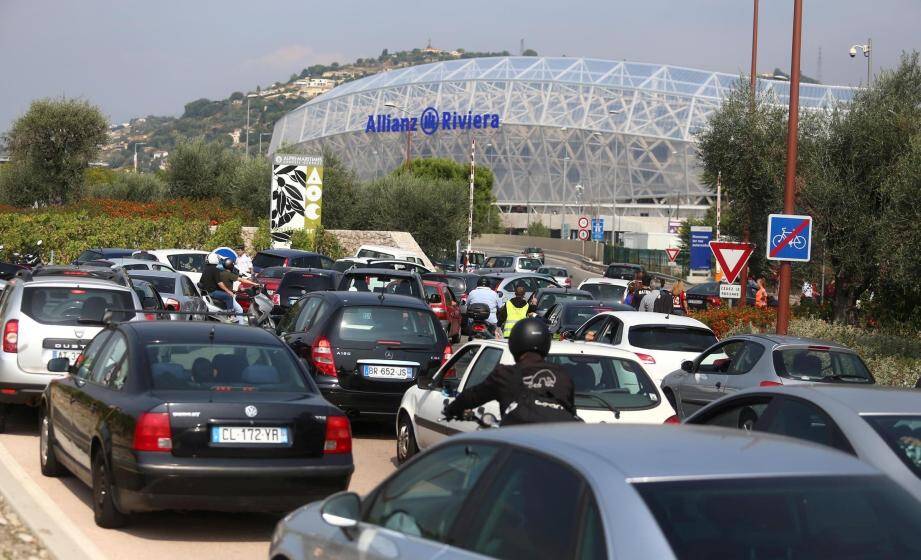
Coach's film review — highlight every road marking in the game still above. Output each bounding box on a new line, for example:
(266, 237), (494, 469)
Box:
(0, 440), (108, 560)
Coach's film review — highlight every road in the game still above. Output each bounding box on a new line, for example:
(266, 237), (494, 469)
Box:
(472, 242), (604, 287)
(0, 407), (396, 560)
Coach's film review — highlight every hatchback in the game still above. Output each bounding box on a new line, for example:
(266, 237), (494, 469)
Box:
(272, 268), (342, 319)
(475, 273), (560, 305)
(278, 292), (450, 418)
(578, 277), (630, 303)
(536, 265), (570, 287)
(252, 249), (336, 274)
(126, 270), (207, 316)
(338, 268), (425, 301)
(533, 287), (593, 316)
(604, 262), (644, 280)
(523, 247), (545, 263)
(544, 300), (622, 336)
(423, 281), (462, 343)
(72, 248), (137, 265)
(147, 249), (210, 284)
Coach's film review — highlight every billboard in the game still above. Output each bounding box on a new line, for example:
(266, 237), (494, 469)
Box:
(270, 154), (323, 246)
(689, 226), (713, 270)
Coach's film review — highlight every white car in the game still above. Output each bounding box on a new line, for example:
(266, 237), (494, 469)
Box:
(355, 244), (433, 271)
(147, 249), (210, 285)
(396, 339), (673, 463)
(578, 277), (630, 303)
(98, 258), (176, 273)
(570, 311), (718, 386)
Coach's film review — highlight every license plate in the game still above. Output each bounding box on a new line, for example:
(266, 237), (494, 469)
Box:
(51, 350), (81, 364)
(362, 364), (413, 380)
(688, 299), (703, 306)
(211, 426), (289, 444)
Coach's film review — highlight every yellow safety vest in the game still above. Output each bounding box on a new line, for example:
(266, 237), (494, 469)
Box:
(503, 301), (530, 337)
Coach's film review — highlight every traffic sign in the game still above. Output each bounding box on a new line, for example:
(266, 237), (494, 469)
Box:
(719, 283), (742, 299)
(591, 218), (604, 241)
(665, 248), (680, 263)
(577, 228), (591, 241)
(767, 214), (812, 262)
(708, 241), (754, 284)
(577, 216), (590, 229)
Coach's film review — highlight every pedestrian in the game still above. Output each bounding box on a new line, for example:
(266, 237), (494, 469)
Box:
(631, 271), (650, 310)
(802, 280), (814, 304)
(640, 278), (662, 312)
(498, 285), (536, 337)
(755, 276), (769, 309)
(624, 281), (636, 306)
(236, 245), (253, 278)
(672, 280), (689, 315)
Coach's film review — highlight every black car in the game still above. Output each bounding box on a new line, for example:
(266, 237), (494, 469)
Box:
(278, 292), (450, 419)
(40, 322), (353, 527)
(544, 300), (620, 336)
(72, 248), (137, 265)
(686, 281), (779, 310)
(421, 272), (480, 301)
(533, 287), (594, 316)
(337, 268), (425, 301)
(604, 263), (645, 281)
(252, 249), (336, 274)
(274, 268), (342, 319)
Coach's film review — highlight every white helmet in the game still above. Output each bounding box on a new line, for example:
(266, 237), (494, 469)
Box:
(206, 252), (220, 265)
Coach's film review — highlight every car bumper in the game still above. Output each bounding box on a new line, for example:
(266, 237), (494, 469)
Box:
(318, 385), (405, 416)
(115, 453), (353, 513)
(0, 355), (63, 405)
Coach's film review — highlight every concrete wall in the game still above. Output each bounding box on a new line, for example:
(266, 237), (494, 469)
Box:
(474, 233), (589, 255)
(240, 227), (427, 263)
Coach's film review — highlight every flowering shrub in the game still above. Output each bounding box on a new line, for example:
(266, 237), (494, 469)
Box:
(690, 306), (777, 339)
(0, 198), (242, 223)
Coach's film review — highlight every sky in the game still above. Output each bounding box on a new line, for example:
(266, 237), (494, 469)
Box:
(2, 0), (919, 133)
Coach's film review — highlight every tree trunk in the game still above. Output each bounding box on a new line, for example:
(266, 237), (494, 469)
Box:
(831, 274), (859, 324)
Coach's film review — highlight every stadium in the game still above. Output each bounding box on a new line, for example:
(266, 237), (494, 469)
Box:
(269, 56), (855, 235)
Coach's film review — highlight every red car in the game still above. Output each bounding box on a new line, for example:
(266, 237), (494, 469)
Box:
(423, 280), (462, 343)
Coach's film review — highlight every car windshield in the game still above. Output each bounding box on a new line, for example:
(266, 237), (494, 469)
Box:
(145, 343), (310, 392)
(22, 286), (135, 324)
(537, 292), (592, 314)
(462, 252), (485, 266)
(75, 250), (103, 262)
(582, 283), (626, 302)
(863, 415), (921, 480)
(335, 306), (438, 344)
(563, 306), (613, 326)
(342, 273), (421, 298)
(253, 253), (286, 269)
(605, 265), (638, 279)
(772, 348), (874, 383)
(629, 325), (717, 352)
(131, 275), (176, 295)
(519, 258), (541, 270)
(165, 253), (205, 273)
(635, 476), (921, 559)
(538, 267), (565, 276)
(546, 354), (659, 410)
(357, 249), (394, 259)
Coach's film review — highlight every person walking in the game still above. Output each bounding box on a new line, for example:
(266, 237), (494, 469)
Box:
(640, 278), (662, 312)
(631, 271), (650, 310)
(672, 280), (689, 315)
(755, 277), (769, 309)
(235, 245), (253, 278)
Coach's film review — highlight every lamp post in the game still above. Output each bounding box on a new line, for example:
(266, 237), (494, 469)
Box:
(384, 102), (413, 168)
(258, 133), (272, 156)
(605, 110), (623, 243)
(562, 154), (571, 239)
(133, 142), (147, 173)
(849, 39), (872, 85)
(245, 94), (259, 158)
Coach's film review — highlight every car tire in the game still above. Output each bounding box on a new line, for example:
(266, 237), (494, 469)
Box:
(39, 407), (66, 477)
(92, 450), (128, 528)
(396, 412), (419, 465)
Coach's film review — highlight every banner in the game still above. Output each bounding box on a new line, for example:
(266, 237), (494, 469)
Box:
(270, 154), (323, 246)
(689, 226), (713, 270)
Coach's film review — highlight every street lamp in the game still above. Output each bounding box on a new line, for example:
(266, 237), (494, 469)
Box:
(246, 93), (259, 158)
(133, 142), (147, 173)
(258, 133), (272, 156)
(384, 102), (413, 168)
(849, 39), (872, 85)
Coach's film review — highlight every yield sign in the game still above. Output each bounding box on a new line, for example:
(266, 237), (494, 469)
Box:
(709, 241), (754, 284)
(665, 248), (680, 263)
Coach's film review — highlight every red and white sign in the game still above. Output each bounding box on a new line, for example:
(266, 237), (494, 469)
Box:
(577, 216), (590, 229)
(665, 248), (680, 262)
(577, 228), (591, 241)
(709, 241), (754, 284)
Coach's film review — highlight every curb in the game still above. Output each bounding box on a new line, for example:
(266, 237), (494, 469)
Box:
(0, 441), (107, 560)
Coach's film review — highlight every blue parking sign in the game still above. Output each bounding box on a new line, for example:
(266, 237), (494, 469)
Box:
(591, 218), (604, 241)
(767, 214), (812, 262)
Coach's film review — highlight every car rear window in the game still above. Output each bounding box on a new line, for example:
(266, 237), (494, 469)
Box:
(546, 353), (659, 410)
(333, 261), (357, 272)
(772, 348), (874, 383)
(258, 267), (288, 279)
(519, 258), (541, 270)
(253, 253), (286, 269)
(462, 252), (485, 266)
(687, 283), (720, 296)
(628, 326), (717, 352)
(423, 275), (467, 295)
(75, 250), (103, 262)
(281, 271), (335, 292)
(605, 265), (638, 279)
(357, 249), (394, 259)
(145, 343), (311, 392)
(538, 267), (566, 276)
(166, 253), (206, 273)
(525, 247), (542, 253)
(582, 283), (626, 302)
(563, 306), (613, 325)
(537, 292), (592, 314)
(635, 476), (921, 558)
(423, 284), (442, 302)
(335, 306), (438, 344)
(22, 286), (135, 325)
(131, 275), (176, 295)
(863, 415), (921, 480)
(290, 255), (321, 268)
(342, 273), (421, 298)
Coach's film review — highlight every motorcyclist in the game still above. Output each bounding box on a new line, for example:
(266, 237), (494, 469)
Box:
(444, 317), (578, 426)
(465, 276), (501, 329)
(218, 255), (259, 325)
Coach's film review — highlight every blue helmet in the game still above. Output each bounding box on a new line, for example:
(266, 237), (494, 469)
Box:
(213, 247), (237, 264)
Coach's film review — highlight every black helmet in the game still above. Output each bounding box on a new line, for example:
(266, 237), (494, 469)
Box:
(508, 317), (551, 360)
(477, 276), (491, 288)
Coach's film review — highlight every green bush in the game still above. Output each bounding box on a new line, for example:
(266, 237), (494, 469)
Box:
(289, 226), (345, 259)
(85, 172), (167, 202)
(208, 219), (244, 248)
(526, 221), (551, 237)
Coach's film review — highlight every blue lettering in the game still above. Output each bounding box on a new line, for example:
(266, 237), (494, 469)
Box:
(409, 117), (418, 131)
(442, 112), (451, 130)
(365, 115), (376, 132)
(473, 115), (483, 128)
(490, 114), (500, 128)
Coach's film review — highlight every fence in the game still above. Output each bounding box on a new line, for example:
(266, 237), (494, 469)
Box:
(604, 245), (690, 278)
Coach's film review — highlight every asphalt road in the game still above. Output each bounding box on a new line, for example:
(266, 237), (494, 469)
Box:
(0, 406), (396, 560)
(472, 243), (604, 287)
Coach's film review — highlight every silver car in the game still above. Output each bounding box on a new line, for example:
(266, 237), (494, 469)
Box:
(476, 273), (560, 305)
(661, 334), (874, 419)
(125, 270), (207, 317)
(536, 265), (571, 287)
(684, 385), (921, 503)
(269, 424), (921, 560)
(477, 254), (542, 274)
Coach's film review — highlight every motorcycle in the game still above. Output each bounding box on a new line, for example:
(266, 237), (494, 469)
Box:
(443, 399), (500, 429)
(466, 303), (502, 341)
(200, 284), (274, 331)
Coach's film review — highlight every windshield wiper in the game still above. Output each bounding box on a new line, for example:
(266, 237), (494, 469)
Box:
(575, 392), (620, 419)
(823, 374), (871, 383)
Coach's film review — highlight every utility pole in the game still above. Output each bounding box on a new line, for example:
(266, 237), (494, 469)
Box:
(738, 0), (759, 306)
(133, 142), (147, 173)
(776, 0), (805, 335)
(246, 94), (252, 158)
(467, 138), (476, 252)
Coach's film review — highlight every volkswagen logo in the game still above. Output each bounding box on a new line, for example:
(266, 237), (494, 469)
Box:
(420, 107), (439, 135)
(244, 405), (258, 418)
(384, 351), (394, 360)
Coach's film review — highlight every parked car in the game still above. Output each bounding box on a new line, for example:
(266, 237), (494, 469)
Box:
(337, 268), (425, 301)
(398, 339), (671, 462)
(40, 321), (353, 527)
(72, 248), (137, 265)
(477, 254), (542, 274)
(252, 249), (336, 274)
(604, 262), (645, 280)
(571, 311), (717, 386)
(252, 265), (290, 295)
(87, 258), (177, 273)
(129, 278), (168, 319)
(458, 249), (486, 271)
(0, 267), (141, 429)
(126, 270), (208, 316)
(662, 335), (875, 419)
(475, 273), (560, 305)
(536, 265), (570, 287)
(544, 300), (623, 337)
(523, 246), (545, 263)
(421, 272), (480, 305)
(272, 268), (342, 320)
(423, 281), (462, 343)
(270, 423), (921, 560)
(332, 258), (363, 272)
(355, 244), (434, 271)
(278, 292), (450, 419)
(364, 259), (432, 274)
(532, 287), (593, 316)
(579, 277), (630, 304)
(686, 281), (778, 310)
(148, 249), (210, 284)
(684, 385), (921, 502)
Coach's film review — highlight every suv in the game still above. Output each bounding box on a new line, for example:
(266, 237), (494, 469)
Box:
(252, 249), (336, 274)
(0, 268), (142, 427)
(273, 268), (342, 320)
(338, 268), (425, 301)
(523, 247), (545, 263)
(477, 255), (543, 274)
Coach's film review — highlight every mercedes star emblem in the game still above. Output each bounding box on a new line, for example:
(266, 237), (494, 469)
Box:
(244, 405), (258, 418)
(385, 351), (394, 360)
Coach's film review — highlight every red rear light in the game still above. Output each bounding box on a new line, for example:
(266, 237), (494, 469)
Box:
(0, 389), (17, 395)
(664, 414), (680, 425)
(807, 345), (831, 351)
(707, 295), (722, 306)
(311, 337), (337, 377)
(272, 293), (280, 306)
(3, 320), (18, 353)
(376, 340), (401, 346)
(759, 380), (783, 387)
(63, 271), (89, 277)
(324, 416), (352, 454)
(144, 313), (156, 321)
(472, 323), (486, 332)
(441, 344), (453, 366)
(70, 289), (87, 295)
(635, 352), (656, 364)
(133, 412), (172, 452)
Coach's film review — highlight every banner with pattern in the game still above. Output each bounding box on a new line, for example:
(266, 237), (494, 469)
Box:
(270, 154), (323, 246)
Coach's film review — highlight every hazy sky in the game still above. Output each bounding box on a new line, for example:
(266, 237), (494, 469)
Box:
(2, 0), (919, 133)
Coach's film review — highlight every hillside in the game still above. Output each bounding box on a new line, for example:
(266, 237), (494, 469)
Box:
(103, 45), (513, 170)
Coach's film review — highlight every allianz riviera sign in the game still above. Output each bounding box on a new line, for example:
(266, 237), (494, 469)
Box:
(365, 106), (501, 135)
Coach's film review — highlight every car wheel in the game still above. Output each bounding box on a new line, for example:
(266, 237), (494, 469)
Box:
(396, 413), (419, 465)
(39, 408), (66, 477)
(738, 407), (758, 432)
(92, 450), (128, 528)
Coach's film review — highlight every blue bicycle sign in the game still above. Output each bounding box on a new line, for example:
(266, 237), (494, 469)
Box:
(767, 214), (812, 262)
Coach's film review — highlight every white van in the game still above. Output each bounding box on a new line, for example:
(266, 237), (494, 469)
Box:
(355, 244), (433, 271)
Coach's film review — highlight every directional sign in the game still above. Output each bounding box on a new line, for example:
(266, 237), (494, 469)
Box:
(591, 218), (604, 241)
(665, 248), (680, 263)
(690, 226), (713, 270)
(719, 283), (742, 299)
(577, 228), (591, 241)
(767, 214), (812, 262)
(577, 216), (590, 229)
(562, 223), (571, 240)
(709, 241), (754, 284)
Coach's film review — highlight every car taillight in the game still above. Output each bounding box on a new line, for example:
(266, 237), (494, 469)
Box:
(760, 380), (783, 387)
(472, 323), (486, 332)
(144, 313), (157, 321)
(165, 298), (181, 311)
(311, 337), (337, 377)
(431, 305), (446, 319)
(707, 295), (722, 306)
(272, 293), (280, 306)
(133, 412), (172, 452)
(635, 352), (656, 364)
(324, 416), (352, 454)
(664, 414), (680, 424)
(3, 320), (18, 353)
(441, 344), (453, 366)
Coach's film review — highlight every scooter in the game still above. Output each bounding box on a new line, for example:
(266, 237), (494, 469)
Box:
(242, 285), (275, 332)
(443, 399), (500, 429)
(466, 303), (502, 341)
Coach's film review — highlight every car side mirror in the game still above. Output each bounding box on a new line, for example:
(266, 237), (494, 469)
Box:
(681, 360), (694, 373)
(47, 357), (71, 373)
(321, 491), (361, 533)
